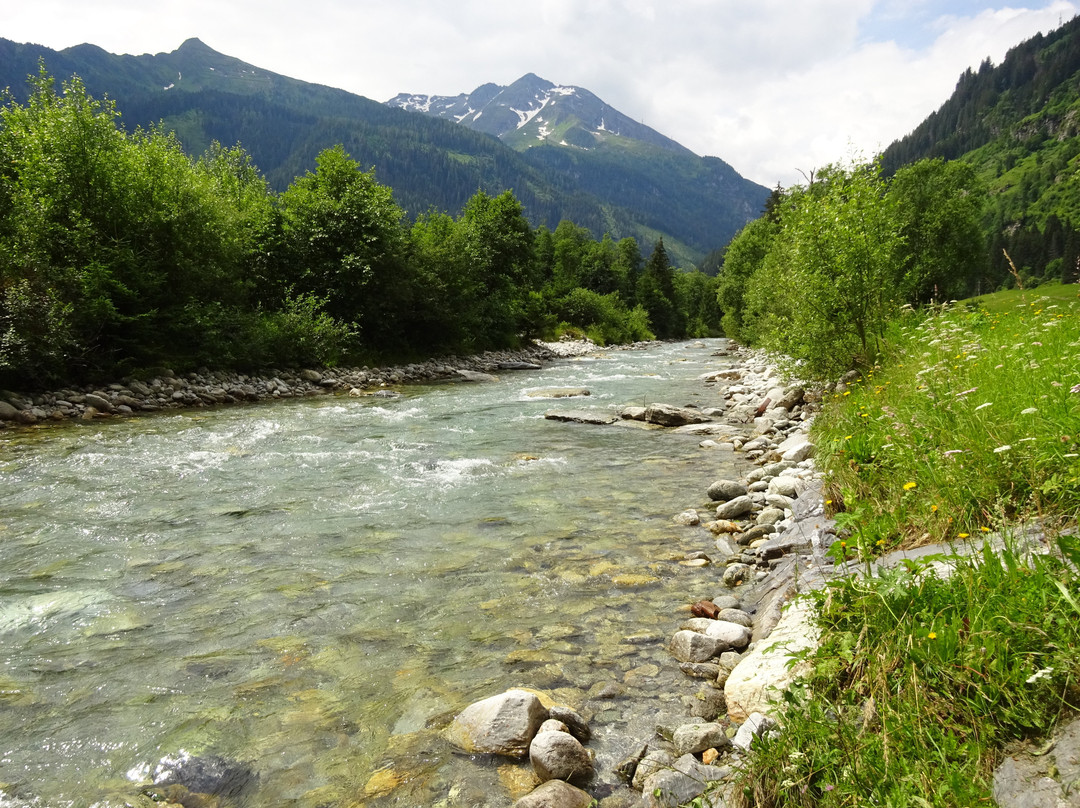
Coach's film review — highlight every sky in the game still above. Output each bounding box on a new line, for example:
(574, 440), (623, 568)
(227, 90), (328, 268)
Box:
(3, 1), (1079, 188)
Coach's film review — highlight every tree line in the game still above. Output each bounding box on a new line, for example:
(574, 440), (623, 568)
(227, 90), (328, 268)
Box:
(0, 70), (721, 388)
(715, 157), (987, 378)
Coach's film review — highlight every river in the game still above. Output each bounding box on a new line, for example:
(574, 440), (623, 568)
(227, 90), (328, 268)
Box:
(0, 339), (751, 807)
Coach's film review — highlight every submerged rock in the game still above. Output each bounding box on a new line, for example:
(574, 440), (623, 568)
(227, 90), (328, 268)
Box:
(150, 752), (257, 799)
(544, 410), (619, 425)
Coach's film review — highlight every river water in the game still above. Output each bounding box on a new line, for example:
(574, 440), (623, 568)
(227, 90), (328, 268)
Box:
(0, 339), (752, 807)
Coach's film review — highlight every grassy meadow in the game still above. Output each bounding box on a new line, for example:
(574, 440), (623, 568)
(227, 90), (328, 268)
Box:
(724, 283), (1080, 807)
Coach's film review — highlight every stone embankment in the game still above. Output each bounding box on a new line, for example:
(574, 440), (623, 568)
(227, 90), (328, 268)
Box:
(0, 344), (563, 427)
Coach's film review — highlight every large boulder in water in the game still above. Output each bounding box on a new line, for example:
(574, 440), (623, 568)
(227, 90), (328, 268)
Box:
(447, 689), (548, 758)
(644, 404), (712, 427)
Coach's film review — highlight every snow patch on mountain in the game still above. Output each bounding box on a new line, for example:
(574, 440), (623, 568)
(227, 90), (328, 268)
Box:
(512, 95), (552, 129)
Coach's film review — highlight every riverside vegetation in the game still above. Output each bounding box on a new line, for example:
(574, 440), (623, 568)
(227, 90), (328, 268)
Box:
(696, 125), (1080, 801)
(711, 287), (1080, 806)
(0, 68), (721, 392)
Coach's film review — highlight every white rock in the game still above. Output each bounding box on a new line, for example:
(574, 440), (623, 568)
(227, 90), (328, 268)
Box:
(446, 689), (547, 758)
(704, 620), (752, 649)
(732, 712), (778, 751)
(724, 598), (818, 722)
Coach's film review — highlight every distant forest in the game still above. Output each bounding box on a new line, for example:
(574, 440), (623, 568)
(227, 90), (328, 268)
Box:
(0, 71), (723, 388)
(880, 13), (1080, 290)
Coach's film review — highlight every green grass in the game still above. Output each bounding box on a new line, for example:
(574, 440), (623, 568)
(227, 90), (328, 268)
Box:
(721, 285), (1080, 807)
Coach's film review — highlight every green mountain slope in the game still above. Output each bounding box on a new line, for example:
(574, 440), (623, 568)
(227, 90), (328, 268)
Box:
(0, 38), (768, 264)
(880, 15), (1080, 287)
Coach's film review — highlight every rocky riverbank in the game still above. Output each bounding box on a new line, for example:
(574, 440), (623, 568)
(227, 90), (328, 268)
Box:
(458, 339), (1077, 808)
(440, 341), (838, 808)
(0, 343), (575, 427)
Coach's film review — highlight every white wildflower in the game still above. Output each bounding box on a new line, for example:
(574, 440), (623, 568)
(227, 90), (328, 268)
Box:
(974, 402), (992, 411)
(994, 445), (1012, 454)
(1021, 407), (1038, 415)
(1026, 668), (1054, 684)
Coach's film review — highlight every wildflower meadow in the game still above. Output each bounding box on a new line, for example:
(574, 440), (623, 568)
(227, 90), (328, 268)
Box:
(728, 284), (1080, 808)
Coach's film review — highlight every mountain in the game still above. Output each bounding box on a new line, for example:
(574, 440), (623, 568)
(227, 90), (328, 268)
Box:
(389, 73), (768, 264)
(0, 38), (768, 265)
(879, 14), (1080, 287)
(388, 72), (687, 153)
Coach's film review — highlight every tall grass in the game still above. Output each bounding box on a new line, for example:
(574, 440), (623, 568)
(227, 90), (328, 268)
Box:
(818, 288), (1080, 557)
(726, 286), (1080, 807)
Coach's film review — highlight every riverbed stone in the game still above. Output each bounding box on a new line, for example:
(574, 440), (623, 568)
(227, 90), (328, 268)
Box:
(512, 778), (594, 808)
(527, 388), (591, 399)
(716, 608), (753, 628)
(447, 689), (548, 758)
(756, 507), (786, 526)
(669, 630), (727, 663)
(674, 509), (701, 526)
(632, 750), (675, 791)
(548, 705), (591, 743)
(767, 476), (800, 498)
(703, 620), (751, 649)
(453, 369), (497, 382)
(680, 662), (722, 680)
(731, 712), (778, 752)
(673, 722), (732, 756)
(644, 403), (712, 427)
(721, 563), (753, 588)
(544, 410), (619, 425)
(715, 496), (755, 520)
(85, 393), (113, 412)
(706, 479), (747, 502)
(530, 729), (593, 784)
(640, 754), (731, 808)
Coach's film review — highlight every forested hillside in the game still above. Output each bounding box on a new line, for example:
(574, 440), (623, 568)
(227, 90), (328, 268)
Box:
(880, 14), (1080, 289)
(0, 37), (767, 264)
(0, 71), (723, 389)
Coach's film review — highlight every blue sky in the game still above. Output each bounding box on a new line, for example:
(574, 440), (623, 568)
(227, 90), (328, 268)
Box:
(2, 1), (1077, 186)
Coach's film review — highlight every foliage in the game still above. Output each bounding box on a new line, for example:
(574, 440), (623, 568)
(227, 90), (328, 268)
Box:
(0, 69), (726, 385)
(879, 15), (1080, 293)
(715, 215), (778, 338)
(0, 68), (265, 380)
(0, 38), (769, 265)
(889, 158), (987, 303)
(739, 161), (903, 376)
(273, 145), (411, 352)
(732, 539), (1080, 808)
(637, 238), (686, 339)
(730, 285), (1080, 808)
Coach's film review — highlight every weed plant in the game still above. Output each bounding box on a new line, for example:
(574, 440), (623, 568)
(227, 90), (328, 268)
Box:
(727, 287), (1080, 807)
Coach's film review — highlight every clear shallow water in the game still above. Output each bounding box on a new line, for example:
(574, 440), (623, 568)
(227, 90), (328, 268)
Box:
(0, 340), (751, 807)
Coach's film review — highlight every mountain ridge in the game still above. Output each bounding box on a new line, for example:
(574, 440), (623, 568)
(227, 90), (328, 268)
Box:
(0, 37), (768, 264)
(388, 72), (692, 155)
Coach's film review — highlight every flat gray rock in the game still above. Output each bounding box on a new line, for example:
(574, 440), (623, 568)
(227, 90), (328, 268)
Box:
(993, 717), (1080, 808)
(527, 388), (591, 398)
(544, 410), (618, 425)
